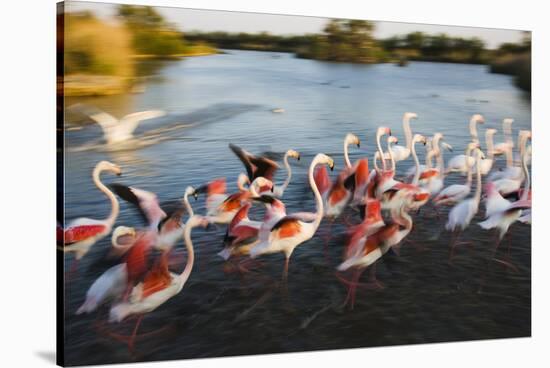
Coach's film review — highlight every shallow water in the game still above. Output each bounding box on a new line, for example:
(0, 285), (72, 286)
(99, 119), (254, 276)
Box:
(62, 50), (531, 366)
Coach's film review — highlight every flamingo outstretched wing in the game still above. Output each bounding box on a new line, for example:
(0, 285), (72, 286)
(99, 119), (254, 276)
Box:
(229, 143), (280, 181)
(111, 184), (167, 227)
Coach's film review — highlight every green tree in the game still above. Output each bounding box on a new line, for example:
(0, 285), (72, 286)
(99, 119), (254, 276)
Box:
(117, 5), (186, 56)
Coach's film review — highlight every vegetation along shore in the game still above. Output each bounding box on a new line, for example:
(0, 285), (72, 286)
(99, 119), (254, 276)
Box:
(61, 6), (531, 96)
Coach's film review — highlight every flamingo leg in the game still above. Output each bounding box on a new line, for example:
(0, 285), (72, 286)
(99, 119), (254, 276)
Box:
(449, 230), (460, 262)
(127, 315), (144, 352)
(343, 269), (362, 310)
(322, 220), (334, 264)
(492, 232), (519, 272)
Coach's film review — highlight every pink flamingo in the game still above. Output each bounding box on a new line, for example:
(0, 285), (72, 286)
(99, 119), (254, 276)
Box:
(336, 198), (413, 309)
(249, 154), (335, 283)
(108, 215), (209, 351)
(62, 161), (121, 267)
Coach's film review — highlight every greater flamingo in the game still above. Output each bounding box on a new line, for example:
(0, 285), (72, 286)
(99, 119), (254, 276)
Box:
(62, 161), (122, 262)
(108, 215), (209, 350)
(434, 142), (479, 206)
(336, 199), (413, 308)
(492, 118), (514, 156)
(478, 131), (531, 268)
(382, 112), (417, 162)
(445, 148), (484, 259)
(478, 128), (497, 175)
(249, 153), (335, 282)
(272, 149), (301, 197)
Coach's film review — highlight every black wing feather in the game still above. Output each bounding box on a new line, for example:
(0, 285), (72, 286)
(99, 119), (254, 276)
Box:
(110, 183), (149, 225)
(229, 143), (254, 180)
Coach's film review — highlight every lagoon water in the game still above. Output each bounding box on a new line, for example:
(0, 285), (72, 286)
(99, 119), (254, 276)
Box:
(63, 50), (531, 366)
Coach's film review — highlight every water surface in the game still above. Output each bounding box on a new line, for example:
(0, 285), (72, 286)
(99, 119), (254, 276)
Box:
(63, 50), (531, 366)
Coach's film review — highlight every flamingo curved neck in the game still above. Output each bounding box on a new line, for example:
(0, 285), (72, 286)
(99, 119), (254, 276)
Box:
(179, 223), (196, 289)
(505, 142), (513, 168)
(376, 132), (387, 171)
(432, 137), (444, 176)
(411, 142), (421, 185)
(465, 150), (474, 186)
(93, 166), (119, 226)
(387, 140), (396, 172)
(473, 154), (482, 203)
(403, 117), (413, 151)
(237, 178), (247, 192)
(280, 152), (292, 193)
(344, 139), (352, 169)
(425, 141), (433, 168)
(183, 193), (194, 217)
(485, 132), (495, 160)
(504, 121), (513, 146)
(469, 119), (480, 143)
(308, 157), (325, 230)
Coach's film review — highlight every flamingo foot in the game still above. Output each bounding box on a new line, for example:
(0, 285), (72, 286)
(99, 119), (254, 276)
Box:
(95, 319), (170, 352)
(492, 257), (519, 273)
(335, 272), (385, 291)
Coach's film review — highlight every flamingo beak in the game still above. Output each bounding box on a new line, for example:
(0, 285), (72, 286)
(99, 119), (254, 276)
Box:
(297, 154), (301, 161)
(330, 163), (335, 171)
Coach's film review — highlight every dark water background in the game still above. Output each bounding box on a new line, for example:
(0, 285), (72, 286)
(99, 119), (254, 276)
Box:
(62, 50), (531, 366)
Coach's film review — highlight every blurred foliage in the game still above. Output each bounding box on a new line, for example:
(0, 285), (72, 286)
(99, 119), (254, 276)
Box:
(298, 19), (386, 63)
(185, 31), (315, 53)
(489, 32), (531, 91)
(381, 32), (487, 63)
(117, 5), (187, 56)
(64, 11), (133, 77)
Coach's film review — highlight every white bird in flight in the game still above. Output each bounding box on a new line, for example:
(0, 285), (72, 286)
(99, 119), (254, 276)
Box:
(71, 104), (166, 144)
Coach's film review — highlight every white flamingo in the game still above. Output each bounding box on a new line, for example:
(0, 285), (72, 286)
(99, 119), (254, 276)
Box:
(478, 128), (497, 175)
(380, 112), (417, 162)
(434, 142), (479, 205)
(73, 104), (165, 144)
(273, 149), (301, 198)
(445, 148), (484, 258)
(492, 118), (514, 156)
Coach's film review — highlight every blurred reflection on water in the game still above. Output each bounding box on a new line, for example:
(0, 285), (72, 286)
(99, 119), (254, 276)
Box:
(63, 50), (531, 366)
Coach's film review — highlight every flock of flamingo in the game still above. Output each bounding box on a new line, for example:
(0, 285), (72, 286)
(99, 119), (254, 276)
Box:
(59, 112), (532, 351)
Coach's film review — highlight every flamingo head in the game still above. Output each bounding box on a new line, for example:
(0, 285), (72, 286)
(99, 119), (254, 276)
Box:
(503, 118), (514, 126)
(486, 128), (498, 136)
(345, 133), (361, 148)
(466, 141), (480, 152)
(377, 126), (392, 138)
(111, 226), (136, 248)
(97, 161), (122, 176)
(184, 186), (198, 200)
(413, 134), (427, 145)
(471, 114), (485, 124)
(286, 149), (301, 161)
(251, 176), (274, 195)
(404, 112), (418, 121)
(388, 136), (399, 145)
